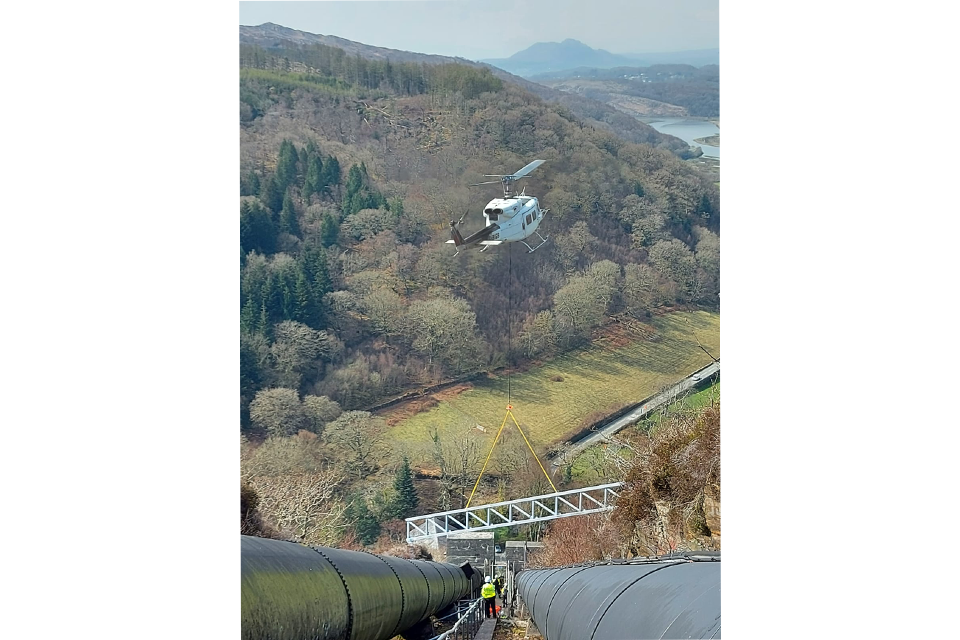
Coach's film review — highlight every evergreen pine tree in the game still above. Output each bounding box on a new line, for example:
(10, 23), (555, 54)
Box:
(279, 272), (297, 321)
(261, 176), (284, 214)
(321, 155), (341, 193)
(240, 296), (260, 335)
(300, 246), (331, 294)
(293, 271), (321, 328)
(349, 496), (381, 545)
(280, 192), (300, 237)
(389, 197), (405, 220)
(241, 201), (277, 255)
(320, 213), (340, 247)
(257, 301), (270, 337)
(390, 457), (419, 520)
(276, 139), (299, 191)
(345, 164), (363, 190)
(302, 155), (324, 202)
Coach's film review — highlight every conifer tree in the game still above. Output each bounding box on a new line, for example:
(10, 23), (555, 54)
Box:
(320, 213), (340, 247)
(276, 139), (299, 191)
(348, 496), (381, 545)
(301, 246), (330, 288)
(257, 301), (271, 338)
(321, 155), (341, 193)
(240, 200), (277, 255)
(390, 457), (419, 520)
(261, 176), (284, 214)
(280, 191), (300, 237)
(302, 155), (324, 202)
(344, 164), (364, 199)
(240, 297), (260, 335)
(293, 271), (321, 328)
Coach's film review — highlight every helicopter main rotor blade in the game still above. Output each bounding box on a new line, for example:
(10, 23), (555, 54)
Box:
(470, 180), (502, 186)
(508, 159), (544, 180)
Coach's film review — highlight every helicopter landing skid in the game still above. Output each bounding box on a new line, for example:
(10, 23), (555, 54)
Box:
(520, 231), (549, 253)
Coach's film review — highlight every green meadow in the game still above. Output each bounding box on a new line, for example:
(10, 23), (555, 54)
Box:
(380, 310), (720, 455)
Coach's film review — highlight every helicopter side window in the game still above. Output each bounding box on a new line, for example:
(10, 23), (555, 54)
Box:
(532, 209), (538, 220)
(525, 213), (532, 225)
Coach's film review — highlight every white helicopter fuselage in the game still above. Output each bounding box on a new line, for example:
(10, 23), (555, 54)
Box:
(447, 159), (549, 254)
(482, 195), (545, 243)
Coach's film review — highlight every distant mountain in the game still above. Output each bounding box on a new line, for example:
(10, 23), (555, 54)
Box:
(481, 39), (635, 77)
(483, 40), (719, 78)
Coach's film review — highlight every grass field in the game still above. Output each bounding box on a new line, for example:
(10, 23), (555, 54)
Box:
(378, 310), (720, 459)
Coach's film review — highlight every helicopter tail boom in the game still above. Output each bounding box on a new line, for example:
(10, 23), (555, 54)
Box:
(447, 222), (499, 249)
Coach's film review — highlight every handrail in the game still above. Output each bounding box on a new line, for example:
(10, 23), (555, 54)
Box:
(430, 597), (485, 640)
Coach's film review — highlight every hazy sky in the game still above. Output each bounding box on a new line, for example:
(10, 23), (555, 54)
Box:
(239, 1), (719, 60)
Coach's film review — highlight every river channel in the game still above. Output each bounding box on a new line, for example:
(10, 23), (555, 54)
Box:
(645, 118), (720, 158)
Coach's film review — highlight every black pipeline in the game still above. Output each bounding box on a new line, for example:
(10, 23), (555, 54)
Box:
(241, 535), (475, 640)
(516, 554), (720, 640)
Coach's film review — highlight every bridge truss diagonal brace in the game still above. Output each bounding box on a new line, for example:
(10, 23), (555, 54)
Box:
(405, 482), (625, 543)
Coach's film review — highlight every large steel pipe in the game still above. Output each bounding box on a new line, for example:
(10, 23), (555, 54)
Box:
(241, 536), (472, 640)
(516, 556), (721, 640)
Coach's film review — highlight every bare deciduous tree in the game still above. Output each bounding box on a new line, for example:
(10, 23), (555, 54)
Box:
(325, 410), (385, 480)
(403, 296), (485, 377)
(431, 426), (485, 510)
(250, 469), (347, 546)
(529, 513), (621, 568)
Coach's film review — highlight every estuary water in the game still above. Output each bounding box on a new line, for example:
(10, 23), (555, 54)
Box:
(646, 118), (720, 159)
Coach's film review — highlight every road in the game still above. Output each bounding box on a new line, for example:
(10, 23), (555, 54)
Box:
(551, 361), (720, 473)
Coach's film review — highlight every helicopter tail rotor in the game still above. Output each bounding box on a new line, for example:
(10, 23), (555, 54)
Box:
(449, 221), (466, 247)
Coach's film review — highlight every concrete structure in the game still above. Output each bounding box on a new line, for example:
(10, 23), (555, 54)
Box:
(500, 541), (544, 569)
(445, 531), (496, 579)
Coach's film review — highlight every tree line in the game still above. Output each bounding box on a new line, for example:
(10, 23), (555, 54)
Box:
(240, 42), (503, 103)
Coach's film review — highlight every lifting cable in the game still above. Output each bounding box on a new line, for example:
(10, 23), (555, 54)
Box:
(465, 243), (556, 508)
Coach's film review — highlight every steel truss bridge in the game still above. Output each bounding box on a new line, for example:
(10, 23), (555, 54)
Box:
(406, 482), (624, 543)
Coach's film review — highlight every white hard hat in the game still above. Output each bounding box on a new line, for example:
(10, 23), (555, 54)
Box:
(484, 576), (491, 583)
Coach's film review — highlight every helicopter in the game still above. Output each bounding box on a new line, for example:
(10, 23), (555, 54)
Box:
(447, 159), (549, 256)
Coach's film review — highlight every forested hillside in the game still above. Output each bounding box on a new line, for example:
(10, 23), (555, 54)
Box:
(239, 24), (694, 155)
(239, 39), (720, 432)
